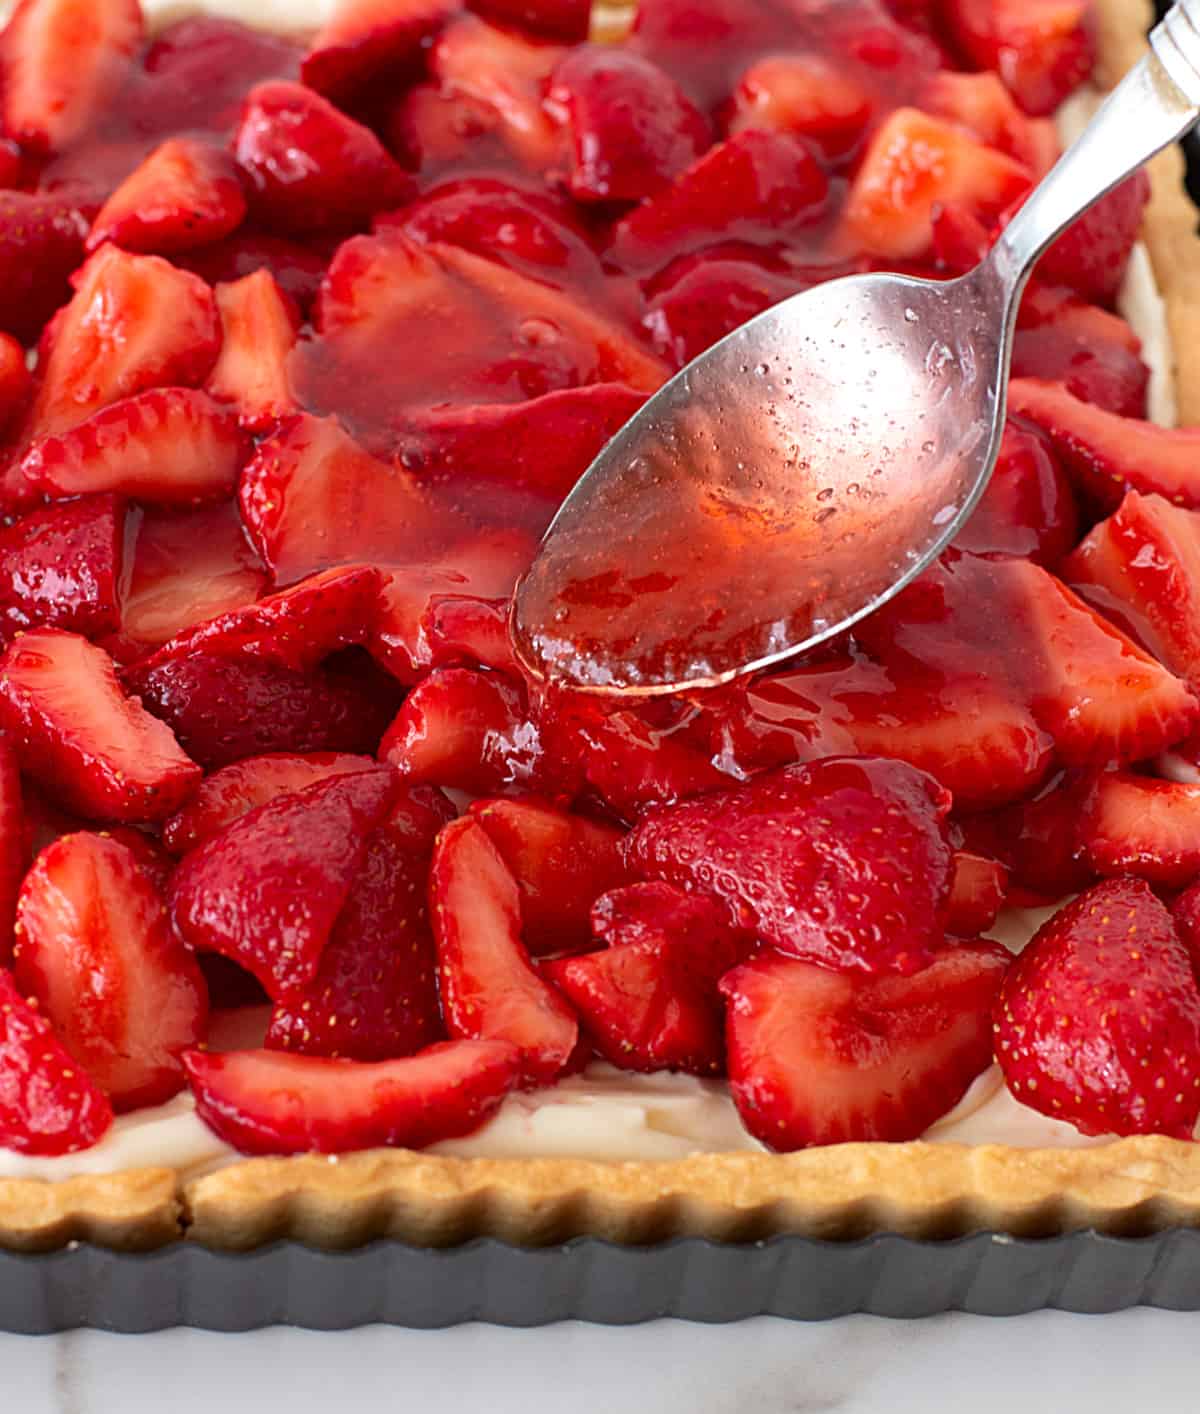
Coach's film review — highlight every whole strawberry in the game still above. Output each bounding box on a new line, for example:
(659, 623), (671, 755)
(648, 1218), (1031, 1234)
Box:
(994, 877), (1200, 1138)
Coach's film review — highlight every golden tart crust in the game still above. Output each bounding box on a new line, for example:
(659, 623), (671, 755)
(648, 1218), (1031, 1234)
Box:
(5, 0), (1200, 1255)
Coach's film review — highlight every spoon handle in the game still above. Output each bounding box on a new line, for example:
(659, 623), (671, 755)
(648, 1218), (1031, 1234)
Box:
(992, 0), (1200, 290)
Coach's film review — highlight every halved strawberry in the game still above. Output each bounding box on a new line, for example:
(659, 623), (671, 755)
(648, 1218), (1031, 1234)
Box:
(170, 767), (399, 997)
(945, 849), (1008, 936)
(238, 413), (457, 586)
(20, 387), (249, 506)
(0, 0), (142, 152)
(0, 629), (200, 822)
(163, 751), (379, 855)
(940, 0), (1093, 116)
(920, 69), (1056, 174)
(430, 815), (578, 1084)
(1009, 379), (1200, 511)
(265, 785), (455, 1060)
(610, 128), (830, 276)
(470, 795), (627, 955)
(626, 757), (954, 974)
(469, 0), (589, 40)
(0, 495), (122, 646)
(424, 595), (519, 676)
(206, 270), (299, 431)
(1030, 172), (1149, 305)
(380, 667), (542, 796)
(728, 52), (874, 164)
(544, 880), (748, 1074)
(995, 879), (1200, 1137)
(14, 831), (207, 1111)
(0, 745), (24, 966)
(301, 0), (460, 102)
(0, 191), (88, 345)
(721, 941), (1009, 1149)
(124, 565), (384, 679)
(1064, 492), (1200, 689)
(546, 45), (710, 202)
(951, 416), (1077, 565)
(839, 107), (1031, 260)
(394, 384), (648, 503)
(115, 501), (267, 655)
(127, 650), (401, 771)
(1077, 771), (1200, 887)
(183, 1038), (519, 1156)
(233, 80), (414, 236)
(25, 245), (221, 440)
(430, 14), (566, 172)
(0, 969), (112, 1155)
(87, 137), (248, 256)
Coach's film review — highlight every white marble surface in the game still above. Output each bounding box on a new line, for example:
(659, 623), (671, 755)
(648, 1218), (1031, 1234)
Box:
(3, 1311), (1200, 1412)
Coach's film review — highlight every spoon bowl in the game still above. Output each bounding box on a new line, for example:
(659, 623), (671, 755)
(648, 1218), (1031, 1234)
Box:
(513, 0), (1200, 695)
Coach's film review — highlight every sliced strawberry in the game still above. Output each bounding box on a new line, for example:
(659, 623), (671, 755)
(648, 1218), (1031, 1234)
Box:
(124, 565), (384, 679)
(952, 416), (1077, 565)
(920, 69), (1056, 174)
(87, 137), (248, 256)
(546, 45), (710, 202)
(386, 81), (516, 180)
(380, 667), (542, 796)
(183, 1038), (519, 1156)
(430, 14), (566, 172)
(0, 0), (142, 152)
(424, 595), (519, 676)
(0, 629), (200, 823)
(0, 190), (88, 345)
(20, 387), (249, 507)
(626, 757), (954, 974)
(1018, 284), (1144, 349)
(0, 495), (122, 646)
(102, 826), (175, 897)
(469, 0), (589, 40)
(127, 650), (401, 771)
(14, 831), (207, 1111)
(238, 413), (455, 586)
(945, 849), (1008, 936)
(0, 969), (112, 1155)
(1076, 771), (1200, 887)
(1011, 323), (1148, 420)
(163, 751), (379, 855)
(641, 248), (809, 369)
(1064, 491), (1200, 689)
(116, 501), (267, 655)
(177, 231), (327, 315)
(25, 245), (221, 440)
(958, 769), (1096, 902)
(265, 785), (455, 1060)
(0, 745), (24, 966)
(394, 384), (648, 503)
(546, 882), (747, 1075)
(728, 52), (875, 164)
(470, 795), (627, 955)
(1008, 379), (1200, 512)
(1027, 172), (1149, 305)
(721, 941), (1008, 1149)
(206, 269), (299, 431)
(839, 107), (1031, 260)
(430, 814), (578, 1084)
(940, 0), (1093, 116)
(610, 128), (830, 276)
(0, 332), (31, 437)
(301, 0), (460, 103)
(234, 80), (414, 236)
(170, 767), (399, 997)
(995, 878), (1200, 1137)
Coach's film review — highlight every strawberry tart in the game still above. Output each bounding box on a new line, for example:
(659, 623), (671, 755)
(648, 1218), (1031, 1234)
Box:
(1, 0), (1200, 1256)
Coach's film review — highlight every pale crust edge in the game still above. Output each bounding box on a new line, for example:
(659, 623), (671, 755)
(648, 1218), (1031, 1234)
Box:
(6, 0), (1200, 1255)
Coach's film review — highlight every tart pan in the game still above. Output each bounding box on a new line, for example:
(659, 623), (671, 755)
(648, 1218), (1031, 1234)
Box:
(4, 1229), (1200, 1332)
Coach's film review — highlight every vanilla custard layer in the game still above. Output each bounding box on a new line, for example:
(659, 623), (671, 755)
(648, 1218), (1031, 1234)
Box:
(0, 8), (1176, 1177)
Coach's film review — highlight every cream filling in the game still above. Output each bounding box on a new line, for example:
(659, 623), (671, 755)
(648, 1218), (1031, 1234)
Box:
(0, 20), (1180, 1176)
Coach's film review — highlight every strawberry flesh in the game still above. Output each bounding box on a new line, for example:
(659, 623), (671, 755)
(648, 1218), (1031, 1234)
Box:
(1077, 771), (1200, 888)
(625, 756), (954, 974)
(994, 879), (1200, 1138)
(206, 269), (299, 431)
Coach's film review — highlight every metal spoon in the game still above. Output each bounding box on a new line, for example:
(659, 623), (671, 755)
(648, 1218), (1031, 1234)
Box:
(512, 1), (1200, 695)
